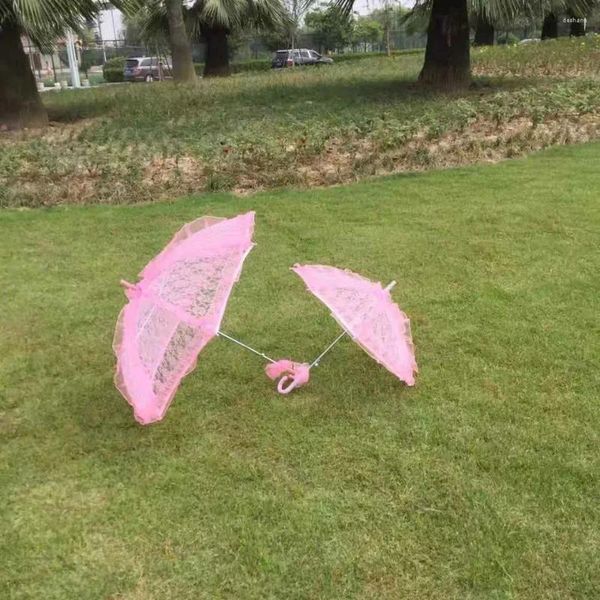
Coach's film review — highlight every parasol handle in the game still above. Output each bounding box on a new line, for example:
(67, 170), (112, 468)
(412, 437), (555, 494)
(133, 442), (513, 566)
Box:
(267, 360), (311, 394)
(277, 375), (299, 395)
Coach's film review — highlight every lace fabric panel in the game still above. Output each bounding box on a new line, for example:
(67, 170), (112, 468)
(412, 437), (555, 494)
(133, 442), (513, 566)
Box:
(148, 249), (241, 320)
(133, 298), (212, 403)
(152, 323), (209, 400)
(327, 287), (379, 330)
(136, 299), (180, 378)
(326, 288), (407, 367)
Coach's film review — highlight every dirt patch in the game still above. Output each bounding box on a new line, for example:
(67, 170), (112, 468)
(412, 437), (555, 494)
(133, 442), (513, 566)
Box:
(142, 156), (205, 188)
(0, 118), (98, 143)
(3, 112), (600, 207)
(233, 112), (600, 194)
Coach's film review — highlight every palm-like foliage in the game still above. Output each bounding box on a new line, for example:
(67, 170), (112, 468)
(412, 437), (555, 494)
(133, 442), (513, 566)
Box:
(0, 0), (139, 45)
(0, 0), (139, 128)
(138, 0), (285, 76)
(0, 0), (98, 32)
(140, 0), (284, 38)
(334, 0), (597, 90)
(194, 0), (284, 30)
(399, 0), (596, 26)
(473, 0), (596, 26)
(0, 0), (109, 128)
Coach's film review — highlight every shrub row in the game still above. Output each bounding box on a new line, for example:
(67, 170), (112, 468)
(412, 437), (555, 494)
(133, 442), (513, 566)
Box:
(103, 57), (126, 82)
(193, 49), (424, 76)
(101, 50), (423, 83)
(332, 48), (424, 63)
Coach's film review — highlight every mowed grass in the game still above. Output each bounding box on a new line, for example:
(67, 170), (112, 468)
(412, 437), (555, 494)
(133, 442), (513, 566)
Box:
(2, 38), (600, 207)
(1, 142), (599, 599)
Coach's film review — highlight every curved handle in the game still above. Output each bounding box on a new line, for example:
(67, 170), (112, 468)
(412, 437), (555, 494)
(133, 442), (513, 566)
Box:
(277, 375), (298, 395)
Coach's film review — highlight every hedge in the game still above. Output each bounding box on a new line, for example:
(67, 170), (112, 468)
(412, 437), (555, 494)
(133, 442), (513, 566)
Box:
(332, 48), (424, 63)
(103, 56), (126, 83)
(100, 50), (424, 83)
(192, 49), (424, 76)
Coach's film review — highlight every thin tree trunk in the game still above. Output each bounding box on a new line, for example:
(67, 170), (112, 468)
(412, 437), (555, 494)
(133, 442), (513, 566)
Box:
(568, 10), (586, 37)
(541, 12), (558, 40)
(164, 0), (196, 82)
(419, 0), (470, 90)
(473, 13), (494, 46)
(0, 22), (48, 129)
(387, 25), (392, 56)
(203, 27), (230, 77)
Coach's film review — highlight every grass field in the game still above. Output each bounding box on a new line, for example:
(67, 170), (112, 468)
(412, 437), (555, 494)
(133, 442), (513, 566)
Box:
(2, 142), (599, 598)
(2, 37), (600, 207)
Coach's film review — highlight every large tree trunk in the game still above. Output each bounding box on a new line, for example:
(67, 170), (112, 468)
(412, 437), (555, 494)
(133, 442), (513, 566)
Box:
(203, 27), (230, 77)
(568, 10), (586, 37)
(164, 0), (196, 82)
(541, 12), (558, 40)
(473, 13), (494, 46)
(0, 22), (48, 129)
(419, 0), (470, 90)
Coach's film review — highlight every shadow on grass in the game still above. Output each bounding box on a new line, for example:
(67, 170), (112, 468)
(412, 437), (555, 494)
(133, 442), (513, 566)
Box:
(44, 74), (539, 126)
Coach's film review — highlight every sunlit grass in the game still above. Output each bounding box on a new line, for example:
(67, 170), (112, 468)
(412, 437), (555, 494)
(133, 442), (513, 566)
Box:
(1, 143), (599, 598)
(472, 34), (600, 78)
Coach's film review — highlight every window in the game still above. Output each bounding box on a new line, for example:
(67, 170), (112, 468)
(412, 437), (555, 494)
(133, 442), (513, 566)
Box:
(141, 58), (153, 67)
(293, 50), (301, 59)
(310, 51), (320, 59)
(125, 59), (139, 68)
(301, 50), (310, 58)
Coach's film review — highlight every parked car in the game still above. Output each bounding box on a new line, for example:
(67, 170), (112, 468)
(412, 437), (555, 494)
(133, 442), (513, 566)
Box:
(123, 57), (172, 82)
(271, 49), (334, 69)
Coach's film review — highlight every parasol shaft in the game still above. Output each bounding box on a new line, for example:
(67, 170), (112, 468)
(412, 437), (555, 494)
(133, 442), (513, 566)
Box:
(309, 280), (396, 369)
(218, 331), (276, 364)
(310, 330), (348, 368)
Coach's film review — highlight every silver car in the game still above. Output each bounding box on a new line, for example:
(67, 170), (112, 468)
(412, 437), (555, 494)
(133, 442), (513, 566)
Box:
(271, 49), (334, 69)
(123, 57), (172, 82)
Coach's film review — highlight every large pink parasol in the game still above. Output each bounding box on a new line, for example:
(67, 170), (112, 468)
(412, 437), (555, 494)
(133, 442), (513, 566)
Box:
(291, 264), (417, 388)
(113, 212), (255, 424)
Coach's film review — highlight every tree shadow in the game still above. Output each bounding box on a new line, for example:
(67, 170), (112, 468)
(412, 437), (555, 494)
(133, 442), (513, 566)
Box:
(240, 74), (539, 109)
(43, 73), (541, 127)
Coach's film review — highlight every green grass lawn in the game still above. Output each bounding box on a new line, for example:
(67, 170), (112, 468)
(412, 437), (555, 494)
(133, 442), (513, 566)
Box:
(2, 38), (600, 207)
(2, 142), (599, 598)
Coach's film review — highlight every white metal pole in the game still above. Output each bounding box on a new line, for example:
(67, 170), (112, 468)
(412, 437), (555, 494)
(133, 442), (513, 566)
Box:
(97, 16), (107, 63)
(65, 30), (81, 88)
(310, 330), (347, 368)
(217, 331), (276, 364)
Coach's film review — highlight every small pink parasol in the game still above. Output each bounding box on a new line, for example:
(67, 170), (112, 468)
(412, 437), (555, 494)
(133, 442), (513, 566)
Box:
(113, 212), (257, 424)
(266, 265), (417, 393)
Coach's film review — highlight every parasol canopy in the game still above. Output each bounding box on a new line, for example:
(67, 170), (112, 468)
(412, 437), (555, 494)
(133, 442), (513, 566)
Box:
(113, 212), (255, 424)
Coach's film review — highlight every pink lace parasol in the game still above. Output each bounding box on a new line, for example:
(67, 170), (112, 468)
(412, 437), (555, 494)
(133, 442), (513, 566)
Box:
(113, 212), (255, 424)
(289, 264), (417, 388)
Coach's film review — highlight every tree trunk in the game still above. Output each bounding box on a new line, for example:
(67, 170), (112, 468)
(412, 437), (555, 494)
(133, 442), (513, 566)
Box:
(203, 27), (230, 77)
(568, 10), (586, 37)
(473, 13), (494, 46)
(419, 0), (470, 90)
(164, 0), (196, 82)
(0, 22), (48, 129)
(386, 25), (391, 56)
(541, 12), (558, 40)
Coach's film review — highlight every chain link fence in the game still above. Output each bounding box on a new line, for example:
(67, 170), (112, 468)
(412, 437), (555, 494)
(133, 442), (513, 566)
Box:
(23, 31), (430, 87)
